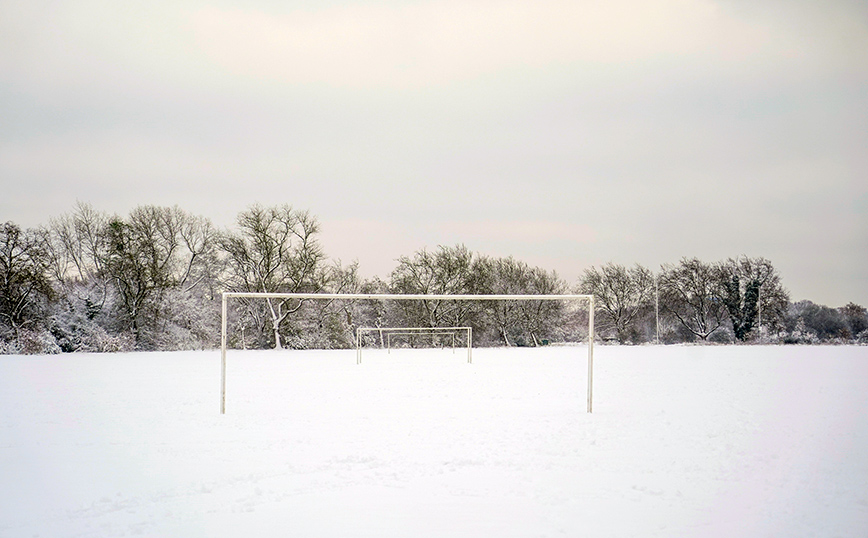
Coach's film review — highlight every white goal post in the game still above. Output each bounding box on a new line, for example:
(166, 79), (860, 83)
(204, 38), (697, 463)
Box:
(356, 326), (473, 364)
(220, 293), (595, 414)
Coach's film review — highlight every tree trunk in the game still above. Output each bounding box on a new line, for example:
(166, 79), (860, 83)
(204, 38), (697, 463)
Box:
(500, 324), (512, 346)
(273, 320), (282, 349)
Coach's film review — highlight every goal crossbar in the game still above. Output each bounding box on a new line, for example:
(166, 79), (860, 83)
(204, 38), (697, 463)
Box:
(357, 326), (473, 363)
(220, 292), (595, 414)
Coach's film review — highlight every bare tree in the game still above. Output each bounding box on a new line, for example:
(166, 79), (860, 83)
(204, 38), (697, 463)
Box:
(515, 264), (566, 346)
(658, 258), (728, 341)
(579, 262), (654, 343)
(475, 255), (565, 346)
(840, 302), (868, 341)
(46, 204), (126, 351)
(100, 205), (218, 347)
(389, 245), (480, 329)
(46, 203), (113, 330)
(219, 204), (325, 349)
(48, 202), (109, 284)
(289, 260), (369, 349)
(475, 256), (526, 346)
(0, 222), (54, 341)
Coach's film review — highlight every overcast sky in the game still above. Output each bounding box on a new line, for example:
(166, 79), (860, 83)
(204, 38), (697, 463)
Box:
(1, 0), (866, 306)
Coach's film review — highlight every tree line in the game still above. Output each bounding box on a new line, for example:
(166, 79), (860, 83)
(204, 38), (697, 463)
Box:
(1, 203), (866, 354)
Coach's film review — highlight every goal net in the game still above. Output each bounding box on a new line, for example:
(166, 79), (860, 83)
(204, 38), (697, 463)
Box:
(220, 293), (595, 414)
(356, 326), (473, 364)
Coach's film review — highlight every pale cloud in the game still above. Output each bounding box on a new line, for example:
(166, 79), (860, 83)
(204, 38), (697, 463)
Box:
(189, 0), (772, 89)
(1, 0), (866, 305)
(0, 2), (204, 99)
(0, 131), (219, 183)
(4, 0), (860, 96)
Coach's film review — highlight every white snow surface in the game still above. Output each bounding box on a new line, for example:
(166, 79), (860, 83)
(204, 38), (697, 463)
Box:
(1, 345), (867, 538)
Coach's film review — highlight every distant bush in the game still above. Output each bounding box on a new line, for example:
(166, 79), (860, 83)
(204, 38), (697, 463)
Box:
(781, 301), (867, 343)
(1, 330), (62, 355)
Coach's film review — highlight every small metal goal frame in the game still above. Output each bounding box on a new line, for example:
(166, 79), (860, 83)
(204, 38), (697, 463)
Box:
(220, 293), (595, 414)
(356, 326), (473, 363)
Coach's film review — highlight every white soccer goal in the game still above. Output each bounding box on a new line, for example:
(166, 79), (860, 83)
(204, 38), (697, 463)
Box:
(220, 293), (595, 414)
(356, 326), (473, 364)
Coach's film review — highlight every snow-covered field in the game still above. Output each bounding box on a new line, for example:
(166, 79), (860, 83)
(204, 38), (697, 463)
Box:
(1, 345), (867, 538)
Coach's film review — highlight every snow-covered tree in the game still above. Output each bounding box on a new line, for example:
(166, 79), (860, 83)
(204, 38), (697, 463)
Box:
(579, 262), (654, 343)
(219, 204), (326, 349)
(474, 255), (566, 346)
(716, 257), (788, 341)
(0, 222), (54, 348)
(100, 205), (219, 348)
(840, 302), (868, 341)
(285, 260), (369, 349)
(785, 300), (849, 342)
(49, 281), (133, 352)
